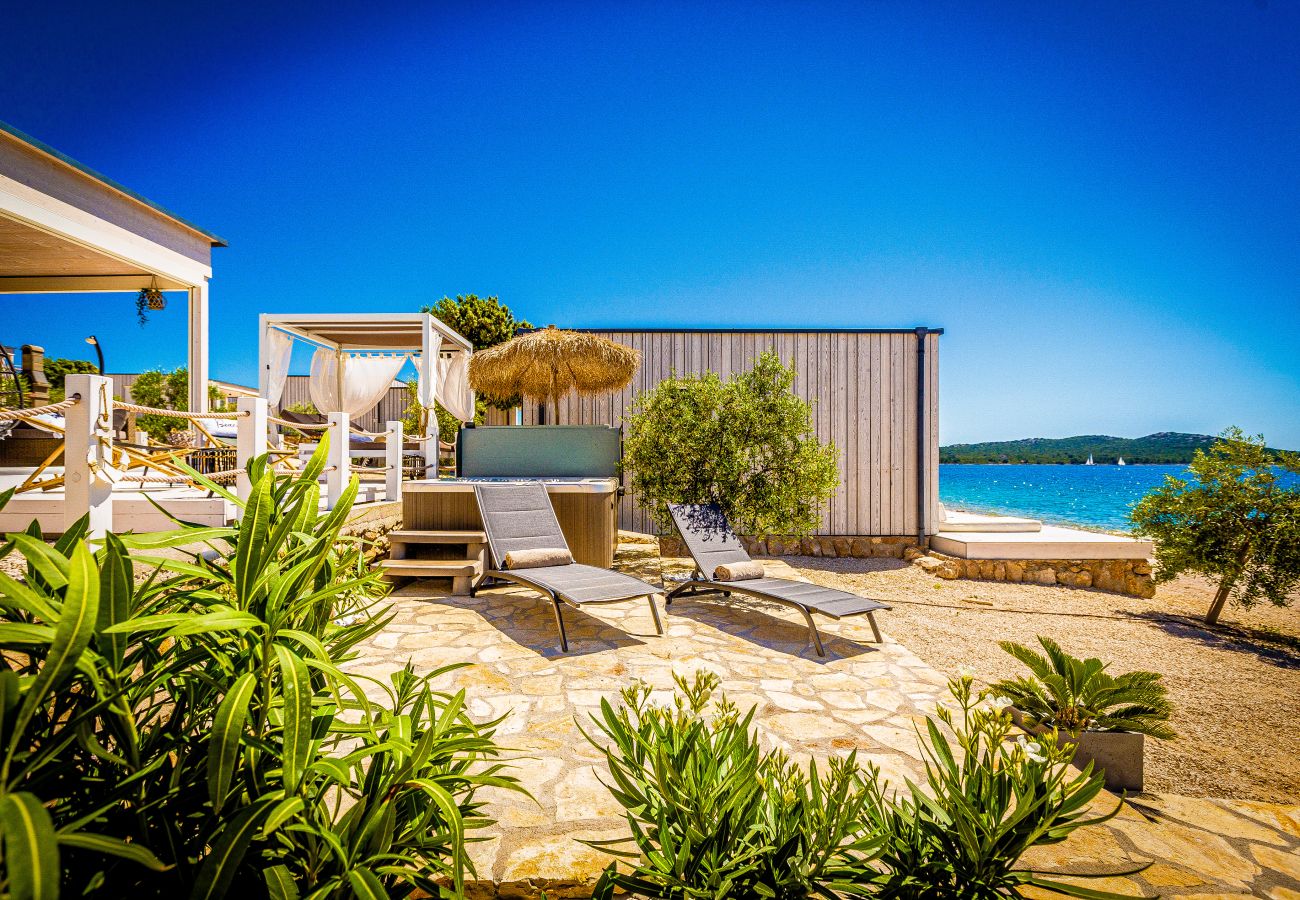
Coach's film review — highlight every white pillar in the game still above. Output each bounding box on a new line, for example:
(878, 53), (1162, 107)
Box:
(419, 317), (439, 477)
(187, 281), (210, 414)
(235, 397), (268, 509)
(64, 374), (113, 539)
(326, 412), (349, 510)
(385, 420), (404, 502)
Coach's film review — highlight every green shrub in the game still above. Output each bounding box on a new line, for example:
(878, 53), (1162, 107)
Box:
(129, 367), (225, 440)
(1130, 427), (1300, 624)
(991, 637), (1175, 739)
(584, 671), (883, 899)
(42, 358), (99, 401)
(0, 444), (519, 897)
(866, 672), (1142, 898)
(586, 670), (1143, 900)
(622, 351), (839, 538)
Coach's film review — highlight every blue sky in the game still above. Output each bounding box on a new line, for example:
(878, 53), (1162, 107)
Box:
(3, 1), (1298, 447)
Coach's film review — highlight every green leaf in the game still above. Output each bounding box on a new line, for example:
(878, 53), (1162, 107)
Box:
(275, 644), (313, 791)
(189, 800), (272, 900)
(57, 831), (169, 871)
(0, 792), (60, 900)
(346, 867), (388, 900)
(209, 672), (257, 810)
(12, 541), (100, 746)
(264, 864), (300, 900)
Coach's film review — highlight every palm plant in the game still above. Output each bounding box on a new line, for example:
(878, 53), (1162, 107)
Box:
(991, 637), (1176, 739)
(0, 443), (519, 898)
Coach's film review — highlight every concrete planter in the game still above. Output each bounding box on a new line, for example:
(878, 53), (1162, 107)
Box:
(1009, 707), (1145, 793)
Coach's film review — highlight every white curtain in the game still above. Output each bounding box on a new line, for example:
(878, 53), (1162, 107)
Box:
(435, 352), (475, 422)
(264, 328), (294, 407)
(308, 349), (407, 417)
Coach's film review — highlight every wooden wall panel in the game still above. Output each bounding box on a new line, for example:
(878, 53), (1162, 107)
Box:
(519, 330), (940, 537)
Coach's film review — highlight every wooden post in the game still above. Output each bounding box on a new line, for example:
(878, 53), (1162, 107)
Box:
(326, 412), (349, 510)
(235, 396), (268, 510)
(20, 345), (50, 405)
(385, 420), (404, 502)
(64, 374), (113, 538)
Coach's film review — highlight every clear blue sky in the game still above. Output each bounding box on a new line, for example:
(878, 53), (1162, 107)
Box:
(3, 1), (1298, 447)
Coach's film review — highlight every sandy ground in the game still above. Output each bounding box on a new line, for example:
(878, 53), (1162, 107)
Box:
(785, 555), (1300, 804)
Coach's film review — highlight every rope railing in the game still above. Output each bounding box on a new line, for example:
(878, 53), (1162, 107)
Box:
(268, 415), (330, 431)
(0, 394), (81, 421)
(349, 464), (393, 473)
(114, 401), (249, 420)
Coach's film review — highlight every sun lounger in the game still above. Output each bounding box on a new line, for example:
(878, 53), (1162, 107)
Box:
(471, 482), (664, 651)
(665, 503), (889, 656)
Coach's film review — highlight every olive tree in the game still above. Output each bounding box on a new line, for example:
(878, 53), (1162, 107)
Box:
(1130, 427), (1300, 625)
(623, 351), (839, 538)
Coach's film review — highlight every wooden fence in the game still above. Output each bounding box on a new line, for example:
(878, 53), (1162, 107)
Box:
(518, 329), (941, 537)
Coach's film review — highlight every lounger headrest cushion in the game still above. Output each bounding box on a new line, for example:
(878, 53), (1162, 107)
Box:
(503, 548), (574, 570)
(714, 560), (764, 581)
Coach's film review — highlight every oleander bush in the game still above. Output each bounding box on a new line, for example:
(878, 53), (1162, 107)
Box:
(584, 671), (883, 899)
(992, 637), (1176, 739)
(0, 444), (518, 898)
(586, 670), (1144, 899)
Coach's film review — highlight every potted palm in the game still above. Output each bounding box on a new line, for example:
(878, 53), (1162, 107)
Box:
(991, 637), (1175, 792)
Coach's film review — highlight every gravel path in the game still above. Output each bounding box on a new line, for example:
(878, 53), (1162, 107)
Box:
(786, 555), (1300, 804)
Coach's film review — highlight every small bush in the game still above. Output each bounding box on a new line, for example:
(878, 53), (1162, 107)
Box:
(622, 351), (839, 538)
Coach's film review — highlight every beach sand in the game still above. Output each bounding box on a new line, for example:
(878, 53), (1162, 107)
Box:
(789, 555), (1300, 804)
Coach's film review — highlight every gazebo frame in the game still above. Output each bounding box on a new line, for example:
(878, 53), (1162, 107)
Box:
(258, 312), (474, 472)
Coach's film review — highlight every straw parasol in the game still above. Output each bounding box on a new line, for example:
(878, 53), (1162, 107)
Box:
(468, 326), (640, 423)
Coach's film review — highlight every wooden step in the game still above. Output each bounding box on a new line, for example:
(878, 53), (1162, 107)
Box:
(387, 530), (486, 545)
(378, 558), (483, 578)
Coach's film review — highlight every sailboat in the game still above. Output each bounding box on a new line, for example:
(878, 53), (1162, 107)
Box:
(1085, 454), (1094, 465)
(1117, 457), (1126, 466)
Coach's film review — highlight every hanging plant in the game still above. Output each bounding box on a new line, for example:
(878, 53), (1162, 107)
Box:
(135, 276), (167, 326)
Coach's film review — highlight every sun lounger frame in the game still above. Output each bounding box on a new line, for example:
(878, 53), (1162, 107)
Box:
(664, 503), (888, 656)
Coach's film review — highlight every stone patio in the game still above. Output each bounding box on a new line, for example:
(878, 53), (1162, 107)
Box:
(348, 535), (1300, 898)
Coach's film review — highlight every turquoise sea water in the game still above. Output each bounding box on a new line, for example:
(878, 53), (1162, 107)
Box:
(938, 464), (1190, 533)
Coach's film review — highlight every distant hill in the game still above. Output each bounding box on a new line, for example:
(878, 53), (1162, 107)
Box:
(940, 432), (1230, 465)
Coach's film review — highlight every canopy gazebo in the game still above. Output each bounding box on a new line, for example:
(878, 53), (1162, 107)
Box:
(257, 312), (475, 473)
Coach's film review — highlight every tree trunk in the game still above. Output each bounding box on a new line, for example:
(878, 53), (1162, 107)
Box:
(1205, 541), (1252, 626)
(1205, 577), (1234, 626)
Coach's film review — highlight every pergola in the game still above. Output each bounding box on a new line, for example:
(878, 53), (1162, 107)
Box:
(258, 312), (474, 470)
(0, 120), (223, 412)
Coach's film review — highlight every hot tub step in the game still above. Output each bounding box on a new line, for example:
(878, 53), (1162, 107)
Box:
(388, 530), (486, 544)
(378, 557), (484, 594)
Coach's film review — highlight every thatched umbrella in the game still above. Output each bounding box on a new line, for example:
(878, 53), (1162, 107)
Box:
(468, 326), (640, 423)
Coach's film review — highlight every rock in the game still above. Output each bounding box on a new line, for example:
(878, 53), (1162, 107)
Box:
(1033, 568), (1057, 586)
(832, 537), (853, 557)
(903, 545), (925, 561)
(915, 556), (945, 573)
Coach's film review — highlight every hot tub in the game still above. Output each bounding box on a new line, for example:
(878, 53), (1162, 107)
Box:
(402, 477), (621, 567)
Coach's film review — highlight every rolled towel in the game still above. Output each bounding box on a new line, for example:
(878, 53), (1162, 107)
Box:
(502, 547), (573, 570)
(714, 560), (764, 581)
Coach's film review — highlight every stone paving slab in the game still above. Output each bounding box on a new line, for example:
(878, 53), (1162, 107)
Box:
(349, 537), (1300, 898)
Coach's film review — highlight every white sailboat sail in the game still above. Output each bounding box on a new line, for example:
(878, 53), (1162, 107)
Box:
(1117, 457), (1126, 466)
(1085, 454), (1094, 465)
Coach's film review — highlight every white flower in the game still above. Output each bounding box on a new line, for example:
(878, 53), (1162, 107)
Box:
(957, 665), (976, 680)
(989, 695), (1012, 711)
(1017, 736), (1046, 763)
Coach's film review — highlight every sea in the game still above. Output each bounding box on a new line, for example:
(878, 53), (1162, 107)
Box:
(939, 464), (1191, 533)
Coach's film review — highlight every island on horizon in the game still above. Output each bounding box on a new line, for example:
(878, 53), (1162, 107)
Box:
(939, 431), (1288, 465)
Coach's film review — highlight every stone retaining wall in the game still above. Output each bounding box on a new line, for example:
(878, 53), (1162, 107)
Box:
(340, 500), (402, 566)
(912, 550), (1155, 598)
(658, 534), (921, 560)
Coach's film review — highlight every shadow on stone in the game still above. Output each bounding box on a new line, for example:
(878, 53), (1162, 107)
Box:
(665, 593), (878, 662)
(413, 590), (652, 658)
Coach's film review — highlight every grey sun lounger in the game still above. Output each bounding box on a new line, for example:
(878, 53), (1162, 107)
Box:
(471, 482), (664, 652)
(665, 503), (889, 657)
